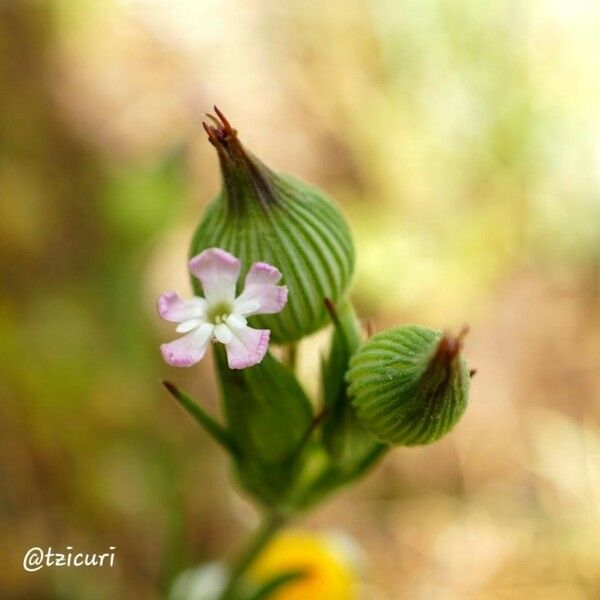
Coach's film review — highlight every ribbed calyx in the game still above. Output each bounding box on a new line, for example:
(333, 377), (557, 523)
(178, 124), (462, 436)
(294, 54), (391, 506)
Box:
(347, 325), (470, 446)
(191, 108), (355, 343)
(213, 346), (313, 506)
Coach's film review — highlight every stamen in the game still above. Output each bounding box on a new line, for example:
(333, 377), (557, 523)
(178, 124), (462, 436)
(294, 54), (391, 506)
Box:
(207, 301), (234, 324)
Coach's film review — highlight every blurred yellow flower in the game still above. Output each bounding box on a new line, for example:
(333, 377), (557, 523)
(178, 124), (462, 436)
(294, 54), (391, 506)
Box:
(249, 531), (358, 600)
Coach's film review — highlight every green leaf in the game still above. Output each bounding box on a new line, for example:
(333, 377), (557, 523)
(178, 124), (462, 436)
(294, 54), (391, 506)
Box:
(320, 300), (384, 472)
(321, 298), (362, 406)
(162, 381), (240, 458)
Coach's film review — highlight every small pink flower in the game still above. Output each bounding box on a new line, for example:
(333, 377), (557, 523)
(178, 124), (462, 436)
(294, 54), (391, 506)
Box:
(158, 248), (288, 369)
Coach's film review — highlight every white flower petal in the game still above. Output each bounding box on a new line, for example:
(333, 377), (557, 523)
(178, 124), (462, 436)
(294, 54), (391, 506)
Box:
(175, 318), (203, 333)
(213, 323), (233, 344)
(160, 323), (214, 367)
(245, 261), (282, 286)
(235, 262), (288, 316)
(157, 291), (207, 322)
(233, 299), (261, 316)
(188, 248), (240, 304)
(224, 326), (270, 369)
(225, 314), (247, 329)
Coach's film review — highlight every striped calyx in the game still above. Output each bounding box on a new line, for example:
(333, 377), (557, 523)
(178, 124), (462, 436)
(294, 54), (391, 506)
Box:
(191, 108), (354, 343)
(347, 326), (470, 446)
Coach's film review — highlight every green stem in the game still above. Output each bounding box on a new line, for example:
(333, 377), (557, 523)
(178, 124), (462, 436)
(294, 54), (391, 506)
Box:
(219, 512), (287, 600)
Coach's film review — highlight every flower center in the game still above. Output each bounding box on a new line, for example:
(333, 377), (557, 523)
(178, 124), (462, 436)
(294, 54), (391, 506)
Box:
(207, 301), (233, 325)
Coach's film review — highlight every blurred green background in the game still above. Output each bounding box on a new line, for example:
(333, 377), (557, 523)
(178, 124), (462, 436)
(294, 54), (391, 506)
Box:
(2, 0), (600, 598)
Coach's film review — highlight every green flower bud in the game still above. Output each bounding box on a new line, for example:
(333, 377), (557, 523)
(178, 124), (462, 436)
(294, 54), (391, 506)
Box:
(190, 108), (355, 343)
(347, 326), (470, 446)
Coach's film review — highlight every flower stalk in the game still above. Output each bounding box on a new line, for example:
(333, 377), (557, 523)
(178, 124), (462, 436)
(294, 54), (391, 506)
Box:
(159, 108), (473, 599)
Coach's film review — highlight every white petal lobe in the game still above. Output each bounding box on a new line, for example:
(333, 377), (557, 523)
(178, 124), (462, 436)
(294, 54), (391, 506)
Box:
(176, 318), (203, 333)
(213, 323), (233, 344)
(226, 314), (247, 329)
